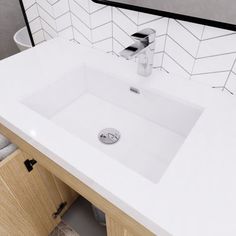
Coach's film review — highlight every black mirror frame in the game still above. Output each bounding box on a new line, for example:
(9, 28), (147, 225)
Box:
(93, 0), (236, 32)
(19, 0), (35, 47)
(18, 0), (236, 49)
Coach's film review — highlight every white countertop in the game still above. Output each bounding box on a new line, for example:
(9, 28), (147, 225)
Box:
(1, 38), (236, 236)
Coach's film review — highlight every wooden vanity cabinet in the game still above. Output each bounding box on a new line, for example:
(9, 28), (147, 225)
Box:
(0, 123), (155, 236)
(0, 149), (78, 236)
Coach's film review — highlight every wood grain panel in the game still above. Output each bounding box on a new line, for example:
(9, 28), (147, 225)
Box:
(0, 150), (59, 235)
(106, 215), (125, 236)
(106, 215), (135, 236)
(0, 175), (39, 235)
(37, 164), (63, 209)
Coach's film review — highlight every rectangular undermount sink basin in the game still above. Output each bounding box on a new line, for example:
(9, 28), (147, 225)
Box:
(22, 65), (203, 183)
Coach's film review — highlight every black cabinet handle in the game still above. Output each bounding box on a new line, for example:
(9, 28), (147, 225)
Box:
(52, 202), (67, 219)
(24, 159), (37, 172)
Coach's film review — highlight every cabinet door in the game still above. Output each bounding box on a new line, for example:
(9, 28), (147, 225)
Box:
(37, 163), (78, 216)
(0, 176), (39, 235)
(0, 150), (60, 235)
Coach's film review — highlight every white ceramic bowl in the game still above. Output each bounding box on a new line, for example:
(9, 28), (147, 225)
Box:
(14, 27), (32, 51)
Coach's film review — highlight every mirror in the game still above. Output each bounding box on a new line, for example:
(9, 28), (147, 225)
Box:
(93, 0), (236, 31)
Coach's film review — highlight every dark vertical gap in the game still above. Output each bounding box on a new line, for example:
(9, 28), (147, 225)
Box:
(111, 7), (114, 54)
(161, 18), (170, 69)
(19, 0), (35, 47)
(189, 25), (205, 79)
(68, 0), (75, 41)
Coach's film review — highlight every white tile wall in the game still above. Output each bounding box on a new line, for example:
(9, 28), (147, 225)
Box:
(22, 0), (236, 95)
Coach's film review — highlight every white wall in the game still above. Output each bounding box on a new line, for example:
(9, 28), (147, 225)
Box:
(22, 0), (236, 95)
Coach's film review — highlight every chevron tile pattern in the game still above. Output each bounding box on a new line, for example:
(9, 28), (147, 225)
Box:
(22, 0), (236, 95)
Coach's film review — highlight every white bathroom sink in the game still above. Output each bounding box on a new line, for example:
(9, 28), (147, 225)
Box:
(22, 65), (203, 183)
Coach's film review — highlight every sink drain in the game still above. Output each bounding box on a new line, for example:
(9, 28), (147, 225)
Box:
(98, 128), (120, 145)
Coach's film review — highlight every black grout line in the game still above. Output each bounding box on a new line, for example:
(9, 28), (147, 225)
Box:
(116, 7), (138, 25)
(113, 38), (126, 48)
(71, 11), (112, 32)
(154, 51), (165, 54)
(136, 9), (139, 31)
(223, 87), (234, 95)
(32, 30), (45, 44)
(167, 34), (196, 59)
(40, 17), (58, 35)
(72, 38), (80, 44)
(111, 7), (114, 54)
(72, 0), (90, 14)
(156, 33), (166, 39)
(112, 50), (120, 57)
(32, 28), (42, 36)
(190, 25), (205, 78)
(41, 27), (56, 39)
(54, 10), (71, 20)
(43, 30), (53, 39)
(90, 6), (108, 15)
(175, 19), (201, 41)
(37, 2), (55, 20)
(71, 11), (91, 29)
(37, 2), (70, 21)
(202, 32), (236, 41)
(35, 3), (46, 42)
(93, 36), (112, 44)
(73, 26), (92, 43)
(25, 2), (37, 11)
(196, 51), (236, 60)
(137, 12), (140, 31)
(28, 16), (40, 24)
(112, 21), (135, 42)
(153, 66), (162, 69)
(31, 27), (43, 35)
(222, 57), (236, 89)
(138, 16), (163, 27)
(73, 0), (107, 15)
(58, 24), (73, 33)
(192, 70), (230, 76)
(164, 52), (191, 75)
(68, 0), (75, 41)
(160, 67), (169, 73)
(92, 21), (112, 30)
(212, 86), (234, 95)
(88, 0), (93, 45)
(161, 18), (169, 68)
(46, 0), (61, 6)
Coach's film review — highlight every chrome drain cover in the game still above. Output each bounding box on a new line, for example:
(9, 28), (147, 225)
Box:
(98, 128), (120, 145)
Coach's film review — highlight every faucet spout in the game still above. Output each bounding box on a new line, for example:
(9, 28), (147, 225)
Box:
(119, 28), (156, 77)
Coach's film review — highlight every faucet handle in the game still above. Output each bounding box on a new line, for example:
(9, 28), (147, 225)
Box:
(131, 28), (156, 43)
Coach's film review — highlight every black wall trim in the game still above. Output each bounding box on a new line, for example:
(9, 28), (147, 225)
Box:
(93, 0), (236, 32)
(19, 0), (35, 47)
